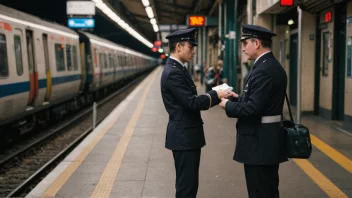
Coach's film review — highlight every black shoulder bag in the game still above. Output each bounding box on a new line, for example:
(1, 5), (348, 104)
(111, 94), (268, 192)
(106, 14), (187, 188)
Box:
(282, 93), (312, 159)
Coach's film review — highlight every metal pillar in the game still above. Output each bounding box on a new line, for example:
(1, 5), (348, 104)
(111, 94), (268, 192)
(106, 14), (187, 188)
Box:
(218, 1), (222, 57)
(204, 27), (208, 65)
(297, 6), (302, 124)
(247, 0), (253, 25)
(224, 0), (237, 89)
(223, 1), (228, 83)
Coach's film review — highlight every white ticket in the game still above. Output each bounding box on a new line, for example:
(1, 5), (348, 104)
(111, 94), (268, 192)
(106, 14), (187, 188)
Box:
(212, 83), (233, 92)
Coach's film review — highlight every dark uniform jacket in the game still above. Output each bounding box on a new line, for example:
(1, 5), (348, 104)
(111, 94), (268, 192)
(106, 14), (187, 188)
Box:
(225, 52), (288, 165)
(161, 58), (220, 150)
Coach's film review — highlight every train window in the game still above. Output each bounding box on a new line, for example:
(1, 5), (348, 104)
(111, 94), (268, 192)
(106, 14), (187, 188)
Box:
(104, 53), (108, 68)
(114, 55), (118, 68)
(14, 35), (23, 76)
(66, 44), (73, 71)
(99, 53), (104, 68)
(109, 54), (113, 68)
(0, 34), (8, 77)
(118, 55), (122, 66)
(55, 44), (66, 71)
(72, 46), (78, 71)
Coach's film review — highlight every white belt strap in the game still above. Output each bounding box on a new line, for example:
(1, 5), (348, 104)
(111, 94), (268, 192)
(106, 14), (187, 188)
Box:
(261, 115), (281, 123)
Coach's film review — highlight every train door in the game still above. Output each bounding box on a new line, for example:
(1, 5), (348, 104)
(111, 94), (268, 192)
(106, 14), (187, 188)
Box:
(79, 42), (86, 91)
(113, 54), (117, 81)
(25, 30), (38, 108)
(98, 52), (104, 87)
(42, 34), (51, 103)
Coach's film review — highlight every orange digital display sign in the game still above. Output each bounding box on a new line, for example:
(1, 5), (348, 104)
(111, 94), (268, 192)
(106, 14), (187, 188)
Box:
(188, 16), (206, 27)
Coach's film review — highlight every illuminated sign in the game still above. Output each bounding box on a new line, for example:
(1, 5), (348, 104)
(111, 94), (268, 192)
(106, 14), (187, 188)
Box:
(325, 12), (332, 23)
(154, 40), (162, 46)
(280, 0), (294, 6)
(188, 16), (206, 27)
(68, 18), (95, 28)
(67, 1), (95, 15)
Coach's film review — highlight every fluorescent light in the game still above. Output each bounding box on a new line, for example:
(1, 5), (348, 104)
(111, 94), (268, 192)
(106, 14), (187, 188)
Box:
(141, 0), (150, 7)
(150, 18), (156, 25)
(152, 24), (159, 32)
(145, 6), (154, 18)
(91, 0), (153, 48)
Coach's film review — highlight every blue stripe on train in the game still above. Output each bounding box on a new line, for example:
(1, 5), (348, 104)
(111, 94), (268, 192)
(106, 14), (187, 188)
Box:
(0, 74), (81, 98)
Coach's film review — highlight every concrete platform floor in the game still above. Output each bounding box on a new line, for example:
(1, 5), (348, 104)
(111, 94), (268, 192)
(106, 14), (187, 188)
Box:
(27, 67), (352, 198)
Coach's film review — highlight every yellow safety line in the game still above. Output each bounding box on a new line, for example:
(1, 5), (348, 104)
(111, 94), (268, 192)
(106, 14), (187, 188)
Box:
(90, 67), (159, 198)
(310, 134), (352, 173)
(293, 159), (348, 198)
(41, 67), (160, 197)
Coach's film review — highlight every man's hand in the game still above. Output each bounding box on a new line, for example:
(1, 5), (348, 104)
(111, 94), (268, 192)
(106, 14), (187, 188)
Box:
(219, 98), (229, 109)
(224, 91), (239, 99)
(215, 90), (231, 99)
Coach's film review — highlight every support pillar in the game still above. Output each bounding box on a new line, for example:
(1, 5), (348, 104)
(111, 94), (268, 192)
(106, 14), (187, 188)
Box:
(224, 0), (237, 89)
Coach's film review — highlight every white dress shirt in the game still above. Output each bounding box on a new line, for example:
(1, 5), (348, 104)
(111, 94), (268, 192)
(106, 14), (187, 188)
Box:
(254, 51), (271, 64)
(169, 56), (185, 67)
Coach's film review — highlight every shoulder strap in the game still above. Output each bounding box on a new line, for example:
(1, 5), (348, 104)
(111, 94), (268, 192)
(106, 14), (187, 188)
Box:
(285, 93), (294, 122)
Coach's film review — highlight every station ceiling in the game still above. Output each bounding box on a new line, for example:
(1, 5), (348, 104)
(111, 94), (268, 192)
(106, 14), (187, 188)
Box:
(0, 0), (220, 56)
(108, 0), (219, 43)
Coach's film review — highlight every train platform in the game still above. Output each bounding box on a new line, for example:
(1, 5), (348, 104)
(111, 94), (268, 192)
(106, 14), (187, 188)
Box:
(26, 66), (352, 198)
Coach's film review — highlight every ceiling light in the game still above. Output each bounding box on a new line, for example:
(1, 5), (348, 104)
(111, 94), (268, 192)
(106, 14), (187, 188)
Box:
(91, 0), (153, 48)
(141, 0), (150, 7)
(145, 6), (154, 18)
(152, 24), (159, 32)
(288, 19), (294, 25)
(150, 18), (156, 25)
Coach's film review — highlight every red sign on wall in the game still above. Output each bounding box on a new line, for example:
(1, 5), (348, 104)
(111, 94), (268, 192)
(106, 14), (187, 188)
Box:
(188, 16), (206, 27)
(325, 12), (332, 23)
(280, 0), (294, 6)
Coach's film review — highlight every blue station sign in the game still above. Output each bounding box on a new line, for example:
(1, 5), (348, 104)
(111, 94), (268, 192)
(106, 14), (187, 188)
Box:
(68, 18), (95, 28)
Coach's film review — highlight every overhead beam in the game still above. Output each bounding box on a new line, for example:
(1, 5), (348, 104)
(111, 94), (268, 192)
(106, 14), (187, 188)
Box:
(163, 2), (193, 10)
(209, 0), (222, 16)
(192, 0), (204, 14)
(131, 13), (149, 20)
(158, 7), (186, 16)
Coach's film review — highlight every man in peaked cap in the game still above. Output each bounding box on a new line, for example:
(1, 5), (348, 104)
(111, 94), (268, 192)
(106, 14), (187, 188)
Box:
(219, 24), (288, 198)
(160, 28), (231, 198)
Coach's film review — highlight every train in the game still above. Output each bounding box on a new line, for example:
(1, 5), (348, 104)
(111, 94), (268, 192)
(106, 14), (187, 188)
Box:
(0, 4), (157, 141)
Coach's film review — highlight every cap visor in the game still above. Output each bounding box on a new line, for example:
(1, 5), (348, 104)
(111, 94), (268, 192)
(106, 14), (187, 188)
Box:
(239, 36), (251, 42)
(189, 41), (198, 46)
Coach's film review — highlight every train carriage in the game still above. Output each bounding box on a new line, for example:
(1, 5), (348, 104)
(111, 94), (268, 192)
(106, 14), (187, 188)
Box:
(0, 4), (81, 126)
(0, 4), (157, 140)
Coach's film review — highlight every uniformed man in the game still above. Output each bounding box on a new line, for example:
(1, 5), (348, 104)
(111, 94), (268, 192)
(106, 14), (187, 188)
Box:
(160, 28), (230, 198)
(219, 24), (288, 198)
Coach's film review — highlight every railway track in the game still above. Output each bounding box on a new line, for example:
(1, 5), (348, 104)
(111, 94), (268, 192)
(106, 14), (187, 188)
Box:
(0, 71), (150, 197)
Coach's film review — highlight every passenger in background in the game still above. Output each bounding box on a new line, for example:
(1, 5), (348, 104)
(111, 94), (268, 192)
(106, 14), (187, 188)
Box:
(205, 62), (224, 92)
(160, 28), (230, 198)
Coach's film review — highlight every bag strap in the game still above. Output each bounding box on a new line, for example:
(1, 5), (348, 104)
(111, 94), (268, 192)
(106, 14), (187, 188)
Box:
(285, 93), (294, 122)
